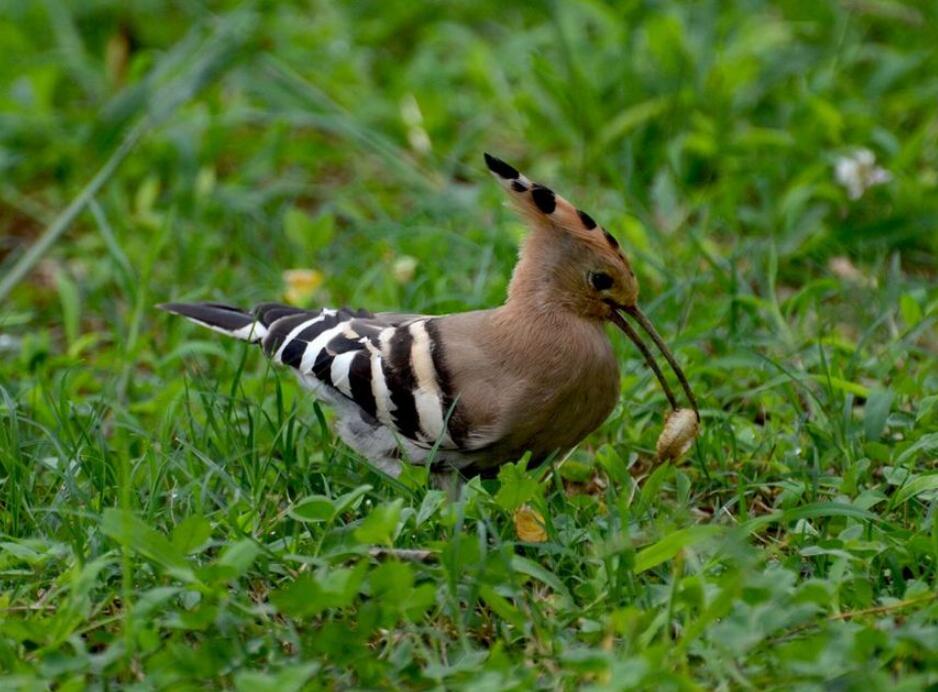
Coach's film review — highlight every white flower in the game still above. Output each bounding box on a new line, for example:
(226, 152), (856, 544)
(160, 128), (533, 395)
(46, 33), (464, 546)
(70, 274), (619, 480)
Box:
(392, 255), (418, 284)
(400, 94), (431, 154)
(835, 148), (892, 200)
(0, 334), (21, 352)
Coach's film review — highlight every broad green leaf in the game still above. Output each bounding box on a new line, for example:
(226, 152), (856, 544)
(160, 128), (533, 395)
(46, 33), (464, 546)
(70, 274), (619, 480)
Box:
(423, 651), (489, 681)
(366, 563), (435, 620)
(559, 459), (594, 483)
(783, 502), (877, 522)
(69, 555), (114, 604)
(284, 207), (335, 254)
(809, 374), (870, 398)
(479, 585), (526, 630)
(893, 474), (938, 507)
(863, 387), (894, 441)
(494, 460), (539, 510)
(634, 526), (721, 574)
(234, 662), (320, 692)
(595, 443), (630, 485)
(271, 576), (321, 618)
(560, 648), (612, 674)
(416, 490), (446, 526)
(900, 293), (922, 328)
(290, 495), (335, 523)
(171, 515), (212, 555)
(353, 499), (403, 545)
(510, 555), (571, 601)
(216, 539), (260, 577)
(100, 509), (195, 582)
(636, 462), (673, 513)
(403, 583), (438, 620)
(897, 433), (938, 465)
(369, 561), (414, 599)
(741, 503), (878, 535)
(883, 466), (911, 486)
(916, 395), (938, 423)
(398, 461), (430, 489)
(271, 563), (366, 618)
(134, 175), (160, 217)
(333, 485), (372, 516)
(0, 541), (42, 563)
(130, 586), (182, 619)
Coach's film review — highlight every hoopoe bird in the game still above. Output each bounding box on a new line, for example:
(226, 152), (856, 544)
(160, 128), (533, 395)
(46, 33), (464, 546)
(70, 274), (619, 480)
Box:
(160, 154), (699, 481)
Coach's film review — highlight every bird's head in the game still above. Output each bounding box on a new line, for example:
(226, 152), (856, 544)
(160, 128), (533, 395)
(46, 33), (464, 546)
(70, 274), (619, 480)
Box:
(484, 152), (698, 419)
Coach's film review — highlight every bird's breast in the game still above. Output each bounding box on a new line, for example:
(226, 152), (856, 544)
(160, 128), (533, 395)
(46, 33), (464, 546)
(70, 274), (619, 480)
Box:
(496, 327), (620, 460)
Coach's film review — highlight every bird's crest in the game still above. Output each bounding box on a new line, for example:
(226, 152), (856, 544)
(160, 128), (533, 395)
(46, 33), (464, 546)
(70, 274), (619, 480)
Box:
(483, 152), (627, 265)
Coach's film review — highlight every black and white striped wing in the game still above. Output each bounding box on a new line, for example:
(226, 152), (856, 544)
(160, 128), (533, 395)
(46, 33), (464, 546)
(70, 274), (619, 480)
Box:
(160, 301), (471, 451)
(257, 305), (466, 451)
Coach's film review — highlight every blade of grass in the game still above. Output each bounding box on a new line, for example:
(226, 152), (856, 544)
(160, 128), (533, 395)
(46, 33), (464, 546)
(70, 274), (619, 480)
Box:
(0, 11), (255, 302)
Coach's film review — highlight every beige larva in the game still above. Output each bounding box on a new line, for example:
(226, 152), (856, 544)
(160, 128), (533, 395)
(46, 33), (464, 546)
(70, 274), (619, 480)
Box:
(656, 408), (700, 462)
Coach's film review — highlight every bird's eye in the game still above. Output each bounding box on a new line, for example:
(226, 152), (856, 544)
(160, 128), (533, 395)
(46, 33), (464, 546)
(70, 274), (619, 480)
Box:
(589, 272), (614, 291)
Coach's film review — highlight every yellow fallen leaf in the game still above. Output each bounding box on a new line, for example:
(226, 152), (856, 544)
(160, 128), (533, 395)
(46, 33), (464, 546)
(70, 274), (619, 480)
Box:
(513, 505), (547, 543)
(283, 269), (324, 306)
(656, 408), (700, 462)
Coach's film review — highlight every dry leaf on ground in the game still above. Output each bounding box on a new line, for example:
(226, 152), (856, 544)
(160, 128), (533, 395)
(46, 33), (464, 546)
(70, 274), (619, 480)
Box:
(513, 505), (547, 542)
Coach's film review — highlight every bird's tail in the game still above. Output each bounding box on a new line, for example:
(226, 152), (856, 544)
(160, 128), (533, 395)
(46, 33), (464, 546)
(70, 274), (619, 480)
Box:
(157, 302), (268, 343)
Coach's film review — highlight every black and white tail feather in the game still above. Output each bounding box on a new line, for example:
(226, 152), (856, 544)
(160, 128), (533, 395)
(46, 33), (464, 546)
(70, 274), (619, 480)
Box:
(159, 301), (469, 477)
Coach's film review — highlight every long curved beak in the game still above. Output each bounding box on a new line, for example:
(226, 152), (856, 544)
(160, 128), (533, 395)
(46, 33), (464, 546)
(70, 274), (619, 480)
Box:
(608, 304), (699, 420)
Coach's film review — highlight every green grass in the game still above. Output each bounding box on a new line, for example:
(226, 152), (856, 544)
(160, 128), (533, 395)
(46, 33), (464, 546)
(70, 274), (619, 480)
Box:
(2, 1), (938, 688)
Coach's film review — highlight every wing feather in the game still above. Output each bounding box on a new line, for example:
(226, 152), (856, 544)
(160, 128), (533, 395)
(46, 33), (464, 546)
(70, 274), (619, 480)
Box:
(263, 309), (466, 451)
(163, 301), (475, 455)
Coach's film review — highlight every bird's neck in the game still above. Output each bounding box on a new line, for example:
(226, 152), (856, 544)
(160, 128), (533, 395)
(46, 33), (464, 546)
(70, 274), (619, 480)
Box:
(502, 230), (604, 319)
(489, 279), (619, 421)
(492, 235), (612, 371)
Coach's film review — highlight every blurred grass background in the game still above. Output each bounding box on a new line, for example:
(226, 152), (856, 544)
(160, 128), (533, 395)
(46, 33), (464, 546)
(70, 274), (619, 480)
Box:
(1, 1), (937, 688)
